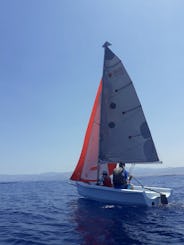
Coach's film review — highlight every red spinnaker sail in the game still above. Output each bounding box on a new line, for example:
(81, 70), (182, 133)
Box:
(70, 81), (116, 182)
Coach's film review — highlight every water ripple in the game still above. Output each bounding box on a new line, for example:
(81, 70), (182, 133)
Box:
(0, 177), (183, 244)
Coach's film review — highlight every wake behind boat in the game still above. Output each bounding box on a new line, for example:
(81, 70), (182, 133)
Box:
(70, 42), (172, 207)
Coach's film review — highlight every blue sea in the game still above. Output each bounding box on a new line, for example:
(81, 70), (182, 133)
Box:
(0, 175), (184, 245)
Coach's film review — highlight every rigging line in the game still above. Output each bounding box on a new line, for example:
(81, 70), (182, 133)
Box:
(129, 163), (135, 176)
(133, 176), (168, 205)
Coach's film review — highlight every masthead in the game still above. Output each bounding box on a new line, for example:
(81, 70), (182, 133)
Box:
(102, 41), (112, 48)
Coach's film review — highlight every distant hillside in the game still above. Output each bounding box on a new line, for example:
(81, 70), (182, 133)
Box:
(0, 167), (183, 182)
(132, 166), (184, 177)
(0, 172), (71, 183)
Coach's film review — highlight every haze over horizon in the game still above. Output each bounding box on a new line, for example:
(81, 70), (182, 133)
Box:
(0, 1), (184, 175)
(0, 166), (183, 184)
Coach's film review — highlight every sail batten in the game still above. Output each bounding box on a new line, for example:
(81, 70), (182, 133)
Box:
(99, 45), (159, 164)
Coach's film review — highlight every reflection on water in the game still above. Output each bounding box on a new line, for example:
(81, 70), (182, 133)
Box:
(72, 198), (147, 244)
(71, 195), (184, 245)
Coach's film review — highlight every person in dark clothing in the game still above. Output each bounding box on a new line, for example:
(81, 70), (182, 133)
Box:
(99, 170), (112, 187)
(113, 162), (132, 189)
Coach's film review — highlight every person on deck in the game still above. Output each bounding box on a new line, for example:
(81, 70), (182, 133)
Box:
(99, 170), (112, 187)
(113, 162), (132, 189)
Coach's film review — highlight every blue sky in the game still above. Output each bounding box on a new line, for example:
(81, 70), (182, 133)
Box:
(0, 0), (184, 174)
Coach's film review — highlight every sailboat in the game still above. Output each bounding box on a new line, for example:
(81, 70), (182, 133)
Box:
(70, 42), (172, 207)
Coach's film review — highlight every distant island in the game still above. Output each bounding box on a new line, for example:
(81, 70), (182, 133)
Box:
(0, 166), (183, 182)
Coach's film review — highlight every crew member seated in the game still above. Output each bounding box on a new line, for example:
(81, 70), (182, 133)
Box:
(113, 162), (132, 189)
(99, 170), (112, 187)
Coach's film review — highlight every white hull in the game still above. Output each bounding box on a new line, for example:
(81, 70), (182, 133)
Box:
(76, 182), (172, 207)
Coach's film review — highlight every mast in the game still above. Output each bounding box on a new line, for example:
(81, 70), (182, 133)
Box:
(96, 42), (112, 183)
